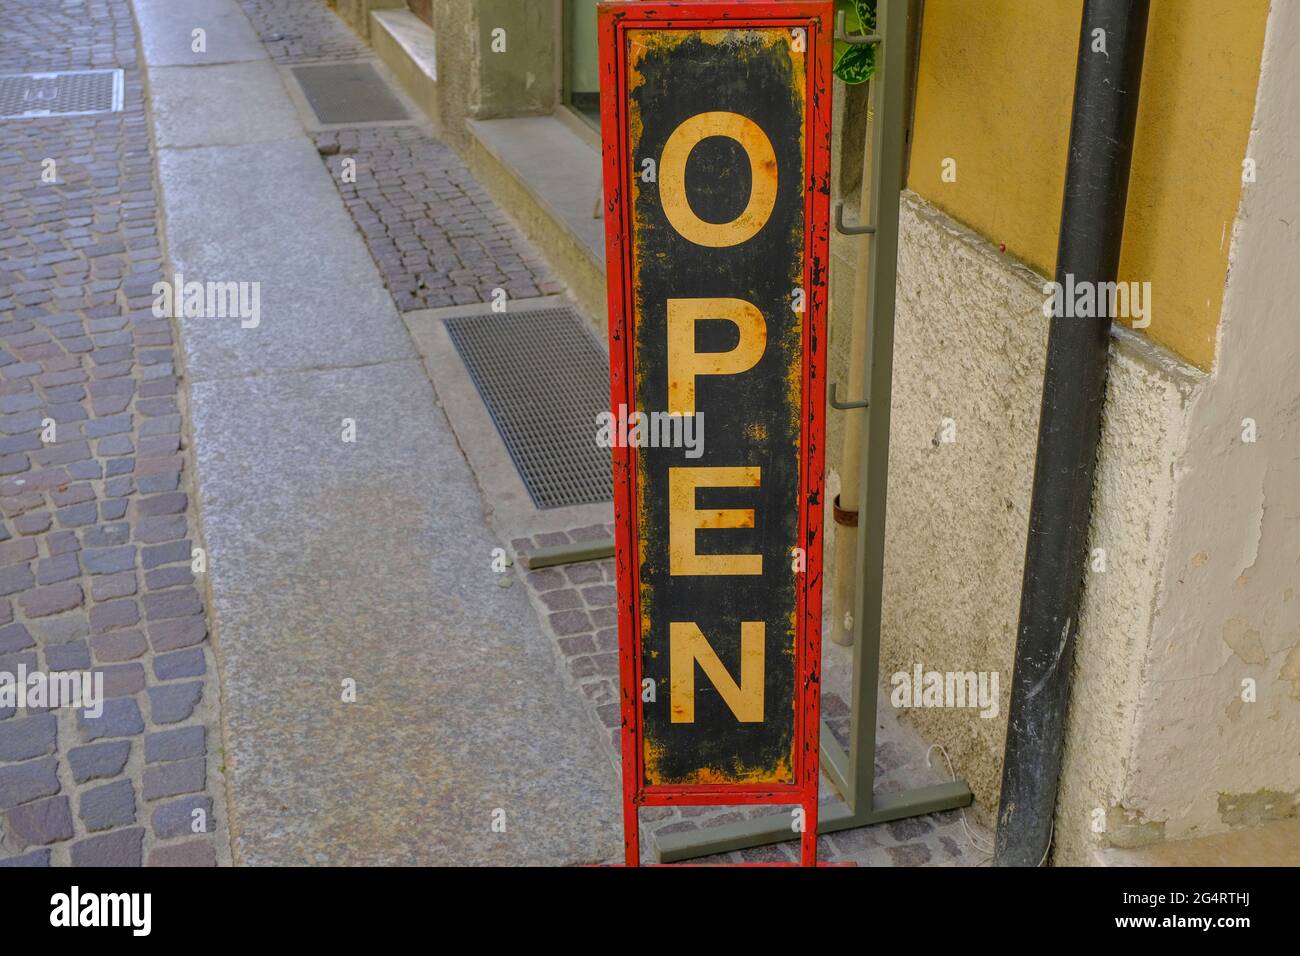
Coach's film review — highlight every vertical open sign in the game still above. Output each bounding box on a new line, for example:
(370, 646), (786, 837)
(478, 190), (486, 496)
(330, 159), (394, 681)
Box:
(598, 1), (832, 865)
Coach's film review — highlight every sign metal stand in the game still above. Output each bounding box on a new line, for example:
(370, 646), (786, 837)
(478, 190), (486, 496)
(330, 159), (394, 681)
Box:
(653, 0), (974, 864)
(598, 0), (835, 866)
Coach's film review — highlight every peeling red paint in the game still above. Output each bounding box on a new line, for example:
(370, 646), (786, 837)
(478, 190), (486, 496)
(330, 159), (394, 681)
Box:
(599, 0), (832, 867)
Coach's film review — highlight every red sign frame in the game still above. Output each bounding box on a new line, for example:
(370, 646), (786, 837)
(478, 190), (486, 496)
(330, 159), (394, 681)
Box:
(598, 0), (832, 865)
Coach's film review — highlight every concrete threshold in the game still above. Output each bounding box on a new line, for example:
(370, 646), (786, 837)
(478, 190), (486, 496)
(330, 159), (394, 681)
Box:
(465, 115), (607, 328)
(370, 8), (440, 128)
(133, 0), (620, 865)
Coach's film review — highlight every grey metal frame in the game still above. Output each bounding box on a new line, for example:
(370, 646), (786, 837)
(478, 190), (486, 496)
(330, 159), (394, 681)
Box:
(522, 539), (615, 570)
(654, 0), (972, 863)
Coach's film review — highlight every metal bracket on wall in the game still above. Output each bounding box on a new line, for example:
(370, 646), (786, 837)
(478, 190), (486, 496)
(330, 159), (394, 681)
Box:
(655, 0), (973, 864)
(828, 382), (868, 410)
(836, 8), (882, 44)
(834, 200), (876, 235)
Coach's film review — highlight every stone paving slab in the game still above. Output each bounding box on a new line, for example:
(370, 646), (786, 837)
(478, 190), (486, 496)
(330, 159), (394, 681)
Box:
(147, 62), (303, 149)
(155, 139), (416, 381)
(133, 0), (268, 67)
(139, 0), (627, 867)
(0, 0), (229, 868)
(190, 361), (621, 865)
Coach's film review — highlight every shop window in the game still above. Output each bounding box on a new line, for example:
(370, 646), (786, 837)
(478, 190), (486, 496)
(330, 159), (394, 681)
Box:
(563, 0), (600, 128)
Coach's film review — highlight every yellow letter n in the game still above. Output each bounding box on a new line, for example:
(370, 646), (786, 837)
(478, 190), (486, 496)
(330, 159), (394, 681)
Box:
(670, 621), (765, 723)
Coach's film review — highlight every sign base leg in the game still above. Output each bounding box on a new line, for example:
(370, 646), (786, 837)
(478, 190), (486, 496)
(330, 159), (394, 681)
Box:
(653, 782), (973, 863)
(652, 718), (973, 863)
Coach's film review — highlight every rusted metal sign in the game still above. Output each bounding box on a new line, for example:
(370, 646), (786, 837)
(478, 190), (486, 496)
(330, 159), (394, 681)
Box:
(598, 0), (832, 865)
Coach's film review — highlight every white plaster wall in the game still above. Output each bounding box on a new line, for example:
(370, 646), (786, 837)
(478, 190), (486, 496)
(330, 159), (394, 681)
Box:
(880, 193), (1202, 855)
(1119, 0), (1300, 840)
(880, 194), (1047, 815)
(1055, 339), (1202, 862)
(794, 7), (1295, 862)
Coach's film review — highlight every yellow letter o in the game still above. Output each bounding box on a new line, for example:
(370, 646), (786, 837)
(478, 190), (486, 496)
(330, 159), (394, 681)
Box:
(658, 111), (778, 248)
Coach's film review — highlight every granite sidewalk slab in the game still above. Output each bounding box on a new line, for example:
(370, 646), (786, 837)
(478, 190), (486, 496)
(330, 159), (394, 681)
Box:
(133, 0), (268, 67)
(189, 362), (621, 865)
(156, 140), (416, 381)
(136, 0), (622, 864)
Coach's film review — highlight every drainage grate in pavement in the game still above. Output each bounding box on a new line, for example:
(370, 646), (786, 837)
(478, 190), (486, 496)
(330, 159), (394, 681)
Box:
(0, 70), (123, 118)
(445, 307), (613, 510)
(289, 62), (410, 126)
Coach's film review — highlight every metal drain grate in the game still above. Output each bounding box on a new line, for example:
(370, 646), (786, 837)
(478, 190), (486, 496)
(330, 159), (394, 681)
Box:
(445, 307), (613, 510)
(0, 70), (123, 119)
(289, 62), (409, 126)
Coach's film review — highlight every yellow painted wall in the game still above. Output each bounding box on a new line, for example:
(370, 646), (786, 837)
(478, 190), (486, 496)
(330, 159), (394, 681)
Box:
(906, 0), (1269, 371)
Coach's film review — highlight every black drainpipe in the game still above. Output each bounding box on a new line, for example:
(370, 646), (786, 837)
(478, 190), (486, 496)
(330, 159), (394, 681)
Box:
(994, 0), (1150, 867)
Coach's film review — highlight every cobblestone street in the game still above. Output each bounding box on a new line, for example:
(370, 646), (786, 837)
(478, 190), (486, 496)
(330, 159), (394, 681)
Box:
(0, 0), (225, 867)
(1, 0), (990, 868)
(237, 0), (373, 64)
(510, 529), (990, 866)
(317, 127), (562, 312)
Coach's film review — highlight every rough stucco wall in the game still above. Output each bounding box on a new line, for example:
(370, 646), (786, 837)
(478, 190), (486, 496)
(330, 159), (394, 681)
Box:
(883, 194), (1199, 845)
(907, 0), (1269, 371)
(429, 0), (556, 147)
(469, 0), (557, 119)
(1119, 0), (1300, 843)
(880, 195), (1044, 814)
(431, 0), (476, 149)
(900, 2), (1298, 857)
(1055, 341), (1201, 864)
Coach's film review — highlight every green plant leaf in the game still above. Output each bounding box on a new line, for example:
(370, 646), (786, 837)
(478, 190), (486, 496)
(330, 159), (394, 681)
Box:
(833, 0), (877, 85)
